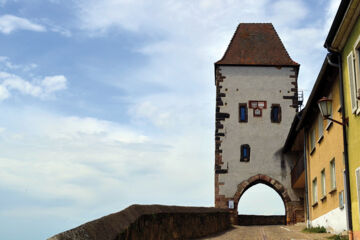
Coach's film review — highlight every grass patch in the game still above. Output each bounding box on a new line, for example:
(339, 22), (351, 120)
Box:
(327, 235), (348, 240)
(302, 226), (327, 233)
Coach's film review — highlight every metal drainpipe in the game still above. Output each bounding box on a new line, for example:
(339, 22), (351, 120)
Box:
(326, 51), (353, 233)
(303, 130), (310, 228)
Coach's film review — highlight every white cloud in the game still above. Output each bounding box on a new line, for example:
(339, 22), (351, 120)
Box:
(75, 0), (322, 102)
(39, 115), (148, 144)
(50, 25), (72, 37)
(1, 72), (42, 96)
(0, 58), (67, 100)
(131, 100), (172, 128)
(270, 0), (308, 26)
(76, 0), (270, 35)
(0, 14), (46, 34)
(0, 106), (212, 214)
(41, 75), (67, 94)
(0, 84), (10, 100)
(325, 0), (341, 33)
(0, 56), (38, 71)
(0, 71), (67, 98)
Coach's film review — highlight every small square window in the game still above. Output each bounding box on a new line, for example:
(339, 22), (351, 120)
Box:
(240, 144), (250, 162)
(239, 103), (248, 122)
(271, 104), (281, 123)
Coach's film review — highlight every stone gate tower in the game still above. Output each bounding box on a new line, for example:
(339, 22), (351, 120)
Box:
(214, 23), (304, 224)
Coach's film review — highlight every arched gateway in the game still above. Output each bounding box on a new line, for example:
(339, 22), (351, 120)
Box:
(214, 23), (304, 225)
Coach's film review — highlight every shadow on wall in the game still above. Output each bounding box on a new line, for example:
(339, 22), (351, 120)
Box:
(237, 214), (286, 226)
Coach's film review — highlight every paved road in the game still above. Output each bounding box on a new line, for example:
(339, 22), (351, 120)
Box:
(197, 225), (333, 240)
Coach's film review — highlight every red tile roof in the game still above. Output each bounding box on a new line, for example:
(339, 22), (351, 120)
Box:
(216, 23), (299, 66)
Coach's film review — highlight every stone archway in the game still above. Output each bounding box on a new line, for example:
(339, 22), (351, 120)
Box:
(229, 174), (301, 225)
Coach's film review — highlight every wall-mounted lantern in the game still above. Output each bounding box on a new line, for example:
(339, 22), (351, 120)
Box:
(317, 97), (348, 126)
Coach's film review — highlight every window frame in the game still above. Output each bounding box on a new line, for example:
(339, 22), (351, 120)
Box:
(270, 104), (281, 123)
(354, 35), (360, 114)
(312, 177), (318, 205)
(239, 103), (248, 123)
(330, 158), (336, 191)
(356, 167), (360, 218)
(240, 144), (250, 162)
(347, 34), (360, 115)
(321, 169), (326, 198)
(339, 191), (344, 209)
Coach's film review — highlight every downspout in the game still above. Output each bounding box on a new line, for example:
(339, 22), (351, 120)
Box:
(303, 130), (310, 228)
(326, 51), (353, 233)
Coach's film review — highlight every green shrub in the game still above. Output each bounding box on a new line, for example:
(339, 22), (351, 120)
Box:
(302, 226), (327, 233)
(327, 234), (349, 240)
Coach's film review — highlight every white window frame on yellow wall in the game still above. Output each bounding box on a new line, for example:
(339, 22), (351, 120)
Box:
(348, 35), (360, 115)
(312, 177), (318, 205)
(330, 159), (336, 191)
(356, 167), (360, 219)
(321, 169), (326, 198)
(347, 51), (358, 113)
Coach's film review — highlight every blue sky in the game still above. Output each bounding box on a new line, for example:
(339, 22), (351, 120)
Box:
(0, 0), (340, 239)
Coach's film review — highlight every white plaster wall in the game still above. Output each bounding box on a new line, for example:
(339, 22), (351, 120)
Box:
(217, 66), (299, 201)
(310, 206), (347, 234)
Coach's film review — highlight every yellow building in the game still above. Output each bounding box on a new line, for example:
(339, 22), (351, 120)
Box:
(291, 59), (347, 233)
(325, 0), (360, 239)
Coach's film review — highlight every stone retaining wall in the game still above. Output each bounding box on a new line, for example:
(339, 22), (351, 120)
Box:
(238, 214), (286, 226)
(48, 205), (231, 240)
